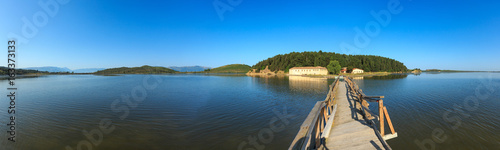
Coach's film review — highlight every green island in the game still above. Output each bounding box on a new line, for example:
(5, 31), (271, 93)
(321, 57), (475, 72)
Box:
(251, 51), (408, 73)
(201, 64), (250, 73)
(93, 64), (251, 74)
(94, 65), (178, 74)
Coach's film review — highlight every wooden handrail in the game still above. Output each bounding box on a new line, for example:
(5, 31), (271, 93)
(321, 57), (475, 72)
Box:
(290, 76), (398, 150)
(344, 77), (397, 141)
(288, 77), (340, 150)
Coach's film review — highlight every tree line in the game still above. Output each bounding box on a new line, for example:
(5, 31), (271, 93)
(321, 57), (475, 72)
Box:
(0, 67), (49, 75)
(251, 51), (407, 73)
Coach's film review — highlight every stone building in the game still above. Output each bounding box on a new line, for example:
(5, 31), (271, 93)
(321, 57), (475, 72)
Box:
(289, 66), (328, 75)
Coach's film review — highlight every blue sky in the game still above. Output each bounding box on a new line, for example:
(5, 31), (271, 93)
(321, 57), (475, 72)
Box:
(1, 0), (499, 71)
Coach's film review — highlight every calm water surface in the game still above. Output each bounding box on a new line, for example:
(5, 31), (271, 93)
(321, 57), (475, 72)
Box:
(0, 73), (499, 149)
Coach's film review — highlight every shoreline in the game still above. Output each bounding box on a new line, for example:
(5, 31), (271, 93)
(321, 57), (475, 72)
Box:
(246, 72), (396, 78)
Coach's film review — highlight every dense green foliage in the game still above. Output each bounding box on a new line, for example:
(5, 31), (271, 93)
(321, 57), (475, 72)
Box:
(252, 51), (407, 72)
(327, 60), (341, 75)
(0, 67), (49, 75)
(94, 65), (177, 74)
(204, 64), (251, 73)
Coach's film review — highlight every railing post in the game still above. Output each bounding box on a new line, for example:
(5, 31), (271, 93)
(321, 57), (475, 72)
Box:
(379, 100), (384, 136)
(316, 111), (322, 148)
(383, 106), (396, 135)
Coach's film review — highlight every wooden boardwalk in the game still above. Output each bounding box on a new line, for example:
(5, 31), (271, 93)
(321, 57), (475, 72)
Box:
(324, 81), (383, 149)
(289, 76), (397, 150)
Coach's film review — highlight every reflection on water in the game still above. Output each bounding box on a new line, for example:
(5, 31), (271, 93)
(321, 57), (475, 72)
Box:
(0, 75), (45, 80)
(288, 76), (328, 93)
(1, 73), (499, 149)
(358, 72), (500, 150)
(0, 74), (329, 150)
(351, 76), (364, 80)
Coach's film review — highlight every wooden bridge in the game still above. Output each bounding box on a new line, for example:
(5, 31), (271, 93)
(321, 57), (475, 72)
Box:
(289, 76), (398, 150)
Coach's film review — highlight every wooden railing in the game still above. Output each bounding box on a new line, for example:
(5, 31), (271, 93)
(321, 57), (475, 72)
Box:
(344, 77), (398, 145)
(288, 77), (340, 150)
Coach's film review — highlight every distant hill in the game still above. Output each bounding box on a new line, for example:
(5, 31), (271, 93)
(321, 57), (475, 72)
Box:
(252, 51), (407, 72)
(0, 66), (48, 75)
(205, 64), (251, 73)
(24, 66), (72, 73)
(23, 66), (105, 73)
(73, 68), (106, 73)
(168, 66), (211, 72)
(94, 65), (178, 74)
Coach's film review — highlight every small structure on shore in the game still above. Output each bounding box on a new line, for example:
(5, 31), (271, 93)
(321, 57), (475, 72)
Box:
(341, 67), (347, 73)
(289, 66), (328, 75)
(352, 68), (364, 74)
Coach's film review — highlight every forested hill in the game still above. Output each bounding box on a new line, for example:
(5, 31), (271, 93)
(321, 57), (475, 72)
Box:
(0, 67), (49, 75)
(204, 64), (250, 73)
(252, 51), (407, 72)
(94, 65), (177, 74)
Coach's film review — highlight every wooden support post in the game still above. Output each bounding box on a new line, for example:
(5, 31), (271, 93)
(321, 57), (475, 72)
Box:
(316, 116), (322, 149)
(323, 108), (328, 127)
(326, 104), (331, 115)
(383, 106), (396, 134)
(379, 100), (384, 136)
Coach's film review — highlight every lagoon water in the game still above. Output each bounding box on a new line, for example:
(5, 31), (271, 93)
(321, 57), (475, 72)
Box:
(0, 73), (499, 149)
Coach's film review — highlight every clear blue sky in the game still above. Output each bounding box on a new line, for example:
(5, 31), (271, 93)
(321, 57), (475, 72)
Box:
(1, 0), (499, 71)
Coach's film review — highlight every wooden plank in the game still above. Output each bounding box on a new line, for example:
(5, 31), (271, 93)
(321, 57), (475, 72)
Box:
(301, 102), (325, 150)
(370, 119), (392, 150)
(292, 77), (339, 150)
(383, 106), (396, 134)
(288, 101), (325, 150)
(325, 81), (388, 150)
(383, 132), (398, 140)
(291, 77), (397, 150)
(320, 104), (337, 139)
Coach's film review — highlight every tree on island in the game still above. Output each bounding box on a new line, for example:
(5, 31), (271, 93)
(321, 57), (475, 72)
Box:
(327, 60), (341, 75)
(251, 51), (408, 73)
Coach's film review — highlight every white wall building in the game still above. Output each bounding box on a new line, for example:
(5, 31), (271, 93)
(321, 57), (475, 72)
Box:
(352, 68), (364, 74)
(289, 66), (328, 75)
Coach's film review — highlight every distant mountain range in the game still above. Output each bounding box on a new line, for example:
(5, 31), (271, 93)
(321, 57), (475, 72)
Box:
(72, 68), (107, 73)
(22, 66), (212, 73)
(24, 67), (105, 73)
(24, 67), (71, 72)
(168, 66), (211, 72)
